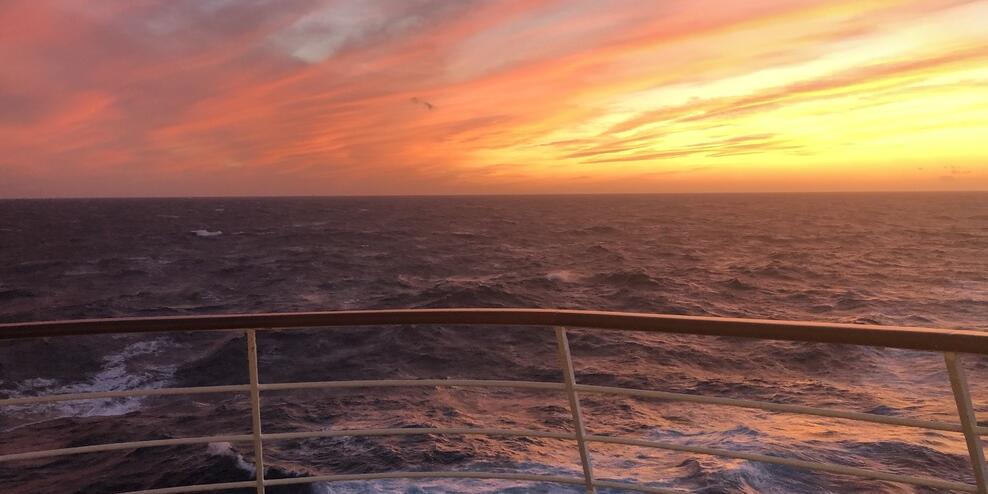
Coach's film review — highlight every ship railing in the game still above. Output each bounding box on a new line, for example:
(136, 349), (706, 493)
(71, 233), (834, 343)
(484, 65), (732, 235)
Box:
(1, 309), (986, 494)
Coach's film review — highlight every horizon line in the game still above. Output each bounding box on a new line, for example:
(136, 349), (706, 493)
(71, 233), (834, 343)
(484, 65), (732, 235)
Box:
(1, 189), (988, 200)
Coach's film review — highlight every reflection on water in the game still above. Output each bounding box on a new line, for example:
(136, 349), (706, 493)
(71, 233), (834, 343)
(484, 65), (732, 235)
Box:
(1, 193), (986, 493)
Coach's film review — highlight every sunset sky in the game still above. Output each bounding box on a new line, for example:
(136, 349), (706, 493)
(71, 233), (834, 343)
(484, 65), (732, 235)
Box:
(1, 0), (987, 197)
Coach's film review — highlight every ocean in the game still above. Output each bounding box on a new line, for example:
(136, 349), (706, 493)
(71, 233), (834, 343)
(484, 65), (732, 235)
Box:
(1, 193), (986, 493)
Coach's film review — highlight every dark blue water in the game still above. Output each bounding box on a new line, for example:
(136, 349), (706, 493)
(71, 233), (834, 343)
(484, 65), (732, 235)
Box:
(1, 194), (986, 493)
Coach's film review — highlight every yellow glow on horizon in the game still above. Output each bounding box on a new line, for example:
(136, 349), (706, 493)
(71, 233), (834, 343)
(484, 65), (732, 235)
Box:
(1, 0), (986, 196)
(459, 0), (988, 192)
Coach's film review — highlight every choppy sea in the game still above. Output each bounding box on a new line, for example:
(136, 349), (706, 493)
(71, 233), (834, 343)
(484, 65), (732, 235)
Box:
(1, 193), (987, 493)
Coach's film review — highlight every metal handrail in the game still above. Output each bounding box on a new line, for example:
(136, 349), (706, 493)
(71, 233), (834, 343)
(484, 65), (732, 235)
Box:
(1, 309), (986, 494)
(3, 308), (988, 352)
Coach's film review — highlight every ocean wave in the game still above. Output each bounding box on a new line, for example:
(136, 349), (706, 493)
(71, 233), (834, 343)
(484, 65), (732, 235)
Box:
(63, 265), (103, 276)
(544, 270), (582, 283)
(11, 260), (65, 273)
(565, 225), (620, 235)
(588, 269), (670, 291)
(3, 338), (176, 419)
(172, 336), (247, 387)
(3, 195), (988, 493)
(722, 277), (757, 291)
(405, 283), (534, 309)
(0, 288), (35, 301)
(207, 441), (256, 476)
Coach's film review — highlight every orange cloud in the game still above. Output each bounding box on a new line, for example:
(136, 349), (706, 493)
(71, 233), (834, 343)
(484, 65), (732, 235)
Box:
(0, 0), (986, 197)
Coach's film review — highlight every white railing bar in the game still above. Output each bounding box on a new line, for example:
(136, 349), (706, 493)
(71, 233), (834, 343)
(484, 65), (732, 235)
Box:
(945, 352), (988, 494)
(262, 427), (576, 442)
(264, 471), (687, 494)
(574, 383), (971, 434)
(0, 384), (250, 406)
(258, 378), (566, 392)
(8, 375), (981, 465)
(587, 434), (978, 492)
(0, 434), (253, 463)
(5, 380), (984, 435)
(117, 480), (258, 494)
(113, 473), (687, 494)
(4, 380), (984, 436)
(592, 478), (685, 494)
(264, 471), (587, 487)
(556, 327), (597, 493)
(246, 329), (265, 494)
(3, 426), (975, 492)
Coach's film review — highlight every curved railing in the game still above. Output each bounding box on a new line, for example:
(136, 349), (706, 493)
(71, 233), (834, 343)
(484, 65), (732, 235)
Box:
(1, 309), (987, 494)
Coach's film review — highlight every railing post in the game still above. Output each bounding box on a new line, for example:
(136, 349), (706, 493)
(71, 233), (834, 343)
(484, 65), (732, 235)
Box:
(555, 327), (597, 493)
(945, 352), (987, 494)
(247, 329), (266, 494)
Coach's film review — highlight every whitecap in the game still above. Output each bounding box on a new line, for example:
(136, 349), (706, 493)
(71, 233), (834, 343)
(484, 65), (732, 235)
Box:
(546, 270), (582, 283)
(63, 266), (101, 276)
(191, 229), (223, 237)
(207, 441), (256, 475)
(6, 338), (177, 418)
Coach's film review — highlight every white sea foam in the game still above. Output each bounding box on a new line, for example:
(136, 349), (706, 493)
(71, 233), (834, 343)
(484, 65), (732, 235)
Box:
(207, 441), (256, 475)
(8, 338), (177, 418)
(64, 265), (102, 276)
(546, 270), (582, 283)
(445, 274), (499, 284)
(191, 229), (223, 237)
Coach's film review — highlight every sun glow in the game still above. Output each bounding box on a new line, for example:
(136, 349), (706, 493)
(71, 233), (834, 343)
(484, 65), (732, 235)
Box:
(1, 0), (986, 197)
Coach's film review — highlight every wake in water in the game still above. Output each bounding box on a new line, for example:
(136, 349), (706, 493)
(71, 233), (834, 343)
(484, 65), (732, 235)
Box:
(1, 194), (987, 493)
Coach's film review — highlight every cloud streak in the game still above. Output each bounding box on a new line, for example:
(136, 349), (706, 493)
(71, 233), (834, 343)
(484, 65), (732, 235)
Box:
(1, 0), (987, 196)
